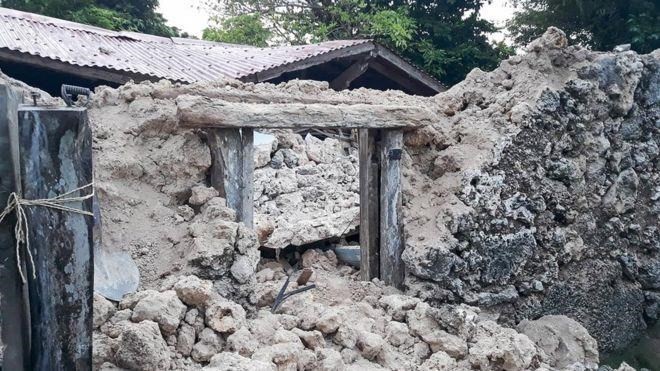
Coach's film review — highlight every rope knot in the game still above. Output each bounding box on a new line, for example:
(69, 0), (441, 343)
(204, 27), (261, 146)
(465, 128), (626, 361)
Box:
(0, 183), (94, 283)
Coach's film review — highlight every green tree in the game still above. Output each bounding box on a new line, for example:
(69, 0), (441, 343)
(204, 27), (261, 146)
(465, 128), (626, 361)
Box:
(508, 0), (659, 53)
(203, 0), (513, 85)
(0, 0), (179, 37)
(203, 14), (270, 46)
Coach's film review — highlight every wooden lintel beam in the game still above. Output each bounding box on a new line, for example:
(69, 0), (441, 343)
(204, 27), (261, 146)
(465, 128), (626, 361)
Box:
(330, 55), (373, 91)
(176, 95), (435, 129)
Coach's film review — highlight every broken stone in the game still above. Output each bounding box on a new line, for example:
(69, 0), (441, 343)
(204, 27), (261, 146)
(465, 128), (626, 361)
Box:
(316, 308), (343, 334)
(191, 328), (224, 363)
(131, 290), (187, 335)
(173, 275), (215, 307)
(227, 326), (259, 356)
(204, 352), (275, 371)
(292, 328), (325, 350)
(316, 348), (345, 371)
(517, 315), (599, 369)
(356, 331), (384, 360)
(115, 321), (171, 371)
(189, 185), (219, 206)
(205, 298), (246, 333)
(94, 293), (117, 329)
(176, 323), (196, 356)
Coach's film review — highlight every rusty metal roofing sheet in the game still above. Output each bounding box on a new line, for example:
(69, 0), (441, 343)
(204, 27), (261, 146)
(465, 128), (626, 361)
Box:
(0, 7), (373, 83)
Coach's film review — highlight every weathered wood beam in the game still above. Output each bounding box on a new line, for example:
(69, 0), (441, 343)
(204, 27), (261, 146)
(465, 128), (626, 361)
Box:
(207, 128), (254, 228)
(373, 45), (445, 94)
(176, 95), (435, 129)
(379, 129), (405, 289)
(18, 106), (94, 370)
(359, 129), (380, 281)
(244, 42), (375, 82)
(330, 56), (372, 91)
(0, 84), (30, 371)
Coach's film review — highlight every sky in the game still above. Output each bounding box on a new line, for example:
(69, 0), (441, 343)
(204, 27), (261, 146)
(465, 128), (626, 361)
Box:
(157, 0), (518, 42)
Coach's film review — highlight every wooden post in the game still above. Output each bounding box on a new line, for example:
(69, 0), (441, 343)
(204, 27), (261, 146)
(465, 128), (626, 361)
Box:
(379, 129), (405, 289)
(207, 128), (254, 228)
(359, 129), (380, 281)
(18, 106), (94, 370)
(0, 84), (30, 371)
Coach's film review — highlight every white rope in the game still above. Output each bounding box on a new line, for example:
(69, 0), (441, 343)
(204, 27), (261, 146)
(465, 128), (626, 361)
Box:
(0, 183), (94, 283)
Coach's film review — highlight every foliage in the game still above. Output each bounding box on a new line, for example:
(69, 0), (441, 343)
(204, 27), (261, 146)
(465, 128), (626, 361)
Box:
(0, 0), (179, 36)
(203, 0), (514, 85)
(508, 0), (659, 53)
(203, 14), (270, 47)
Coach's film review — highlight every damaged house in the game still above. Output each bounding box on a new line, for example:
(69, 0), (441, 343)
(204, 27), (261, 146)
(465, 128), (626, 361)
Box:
(0, 7), (658, 371)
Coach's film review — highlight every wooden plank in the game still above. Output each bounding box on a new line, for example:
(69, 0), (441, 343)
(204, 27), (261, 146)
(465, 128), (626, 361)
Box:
(0, 84), (30, 371)
(18, 106), (94, 370)
(359, 129), (380, 281)
(373, 45), (446, 94)
(176, 95), (435, 129)
(379, 129), (405, 289)
(246, 42), (375, 82)
(330, 56), (372, 91)
(207, 128), (254, 228)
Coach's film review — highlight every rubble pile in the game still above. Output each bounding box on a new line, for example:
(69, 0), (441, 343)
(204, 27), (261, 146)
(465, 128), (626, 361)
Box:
(89, 92), (260, 291)
(92, 251), (601, 371)
(253, 132), (359, 250)
(401, 28), (659, 352)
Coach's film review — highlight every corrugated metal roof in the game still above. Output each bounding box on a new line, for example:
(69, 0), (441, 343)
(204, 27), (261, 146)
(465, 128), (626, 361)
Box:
(0, 7), (373, 83)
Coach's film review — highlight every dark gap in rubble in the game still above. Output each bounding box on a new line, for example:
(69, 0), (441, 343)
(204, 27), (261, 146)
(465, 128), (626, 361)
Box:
(259, 229), (360, 269)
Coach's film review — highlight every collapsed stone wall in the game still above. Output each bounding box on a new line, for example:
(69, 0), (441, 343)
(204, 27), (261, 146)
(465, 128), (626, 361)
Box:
(401, 28), (659, 352)
(253, 133), (359, 250)
(92, 250), (603, 371)
(1, 26), (657, 366)
(88, 86), (260, 297)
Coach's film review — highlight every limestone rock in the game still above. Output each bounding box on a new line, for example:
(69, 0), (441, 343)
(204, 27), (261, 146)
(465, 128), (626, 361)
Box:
(92, 333), (117, 367)
(205, 298), (246, 333)
(115, 321), (171, 371)
(379, 295), (420, 321)
(251, 342), (303, 370)
(419, 351), (457, 371)
(467, 320), (543, 370)
(292, 328), (326, 350)
(173, 275), (215, 307)
(94, 293), (117, 329)
(176, 323), (196, 356)
(204, 352), (275, 371)
(192, 328), (224, 363)
(230, 254), (258, 284)
(356, 331), (384, 360)
(227, 326), (259, 356)
(189, 185), (219, 206)
(131, 290), (187, 335)
(517, 315), (599, 369)
(317, 348), (345, 371)
(316, 308), (343, 334)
